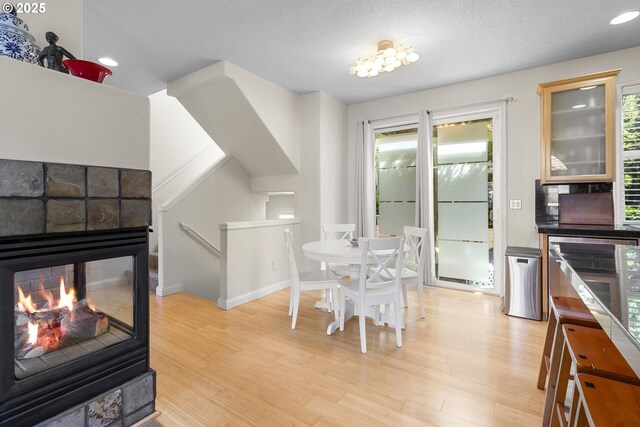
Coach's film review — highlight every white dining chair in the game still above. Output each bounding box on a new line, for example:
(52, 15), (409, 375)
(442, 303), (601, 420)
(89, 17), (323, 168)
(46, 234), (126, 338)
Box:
(339, 236), (405, 353)
(322, 223), (355, 241)
(399, 226), (428, 318)
(283, 228), (339, 329)
(322, 223), (356, 277)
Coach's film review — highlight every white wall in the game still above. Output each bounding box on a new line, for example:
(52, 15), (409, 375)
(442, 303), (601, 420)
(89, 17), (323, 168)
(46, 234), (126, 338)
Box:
(319, 91), (349, 229)
(266, 194), (295, 220)
(226, 62), (301, 171)
(296, 92), (323, 268)
(159, 157), (268, 300)
(219, 219), (300, 309)
(348, 45), (640, 248)
(167, 61), (299, 176)
(149, 90), (223, 187)
(22, 0), (83, 61)
(0, 56), (149, 169)
(148, 89), (225, 252)
(251, 90), (349, 271)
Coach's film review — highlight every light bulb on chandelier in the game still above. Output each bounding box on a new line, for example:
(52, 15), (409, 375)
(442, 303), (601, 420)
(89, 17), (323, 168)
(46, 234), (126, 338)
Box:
(349, 40), (419, 78)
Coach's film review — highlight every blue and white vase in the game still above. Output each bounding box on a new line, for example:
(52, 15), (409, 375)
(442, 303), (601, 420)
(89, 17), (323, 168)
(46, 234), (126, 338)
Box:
(0, 4), (40, 64)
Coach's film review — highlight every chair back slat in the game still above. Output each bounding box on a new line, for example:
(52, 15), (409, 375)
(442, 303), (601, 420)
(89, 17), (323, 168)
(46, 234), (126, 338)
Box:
(402, 226), (428, 280)
(358, 237), (405, 294)
(322, 223), (355, 241)
(283, 228), (299, 288)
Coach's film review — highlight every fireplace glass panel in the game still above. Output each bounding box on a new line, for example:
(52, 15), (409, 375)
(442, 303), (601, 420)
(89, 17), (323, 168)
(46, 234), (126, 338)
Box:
(14, 256), (135, 379)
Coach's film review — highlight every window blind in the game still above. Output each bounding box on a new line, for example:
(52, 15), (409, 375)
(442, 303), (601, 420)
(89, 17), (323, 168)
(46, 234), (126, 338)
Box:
(622, 87), (640, 221)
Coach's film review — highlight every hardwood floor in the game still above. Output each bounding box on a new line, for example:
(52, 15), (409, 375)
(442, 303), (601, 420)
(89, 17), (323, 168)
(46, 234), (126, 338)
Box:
(150, 287), (546, 427)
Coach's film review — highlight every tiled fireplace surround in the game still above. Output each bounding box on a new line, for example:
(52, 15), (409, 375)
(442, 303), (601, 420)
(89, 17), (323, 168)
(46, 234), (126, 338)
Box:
(0, 159), (155, 427)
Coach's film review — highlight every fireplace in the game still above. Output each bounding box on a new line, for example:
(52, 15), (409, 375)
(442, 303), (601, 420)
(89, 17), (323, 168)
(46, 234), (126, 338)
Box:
(0, 229), (150, 426)
(0, 159), (154, 426)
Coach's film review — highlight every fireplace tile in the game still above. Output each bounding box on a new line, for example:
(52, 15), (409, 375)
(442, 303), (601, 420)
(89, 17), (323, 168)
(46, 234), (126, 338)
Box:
(124, 403), (154, 426)
(46, 200), (86, 233)
(40, 350), (70, 366)
(87, 389), (122, 427)
(88, 199), (120, 230)
(121, 169), (151, 198)
(123, 372), (154, 414)
(61, 344), (90, 360)
(47, 164), (86, 197)
(88, 167), (119, 198)
(0, 159), (44, 197)
(36, 406), (85, 427)
(0, 199), (45, 236)
(15, 267), (52, 282)
(121, 199), (151, 228)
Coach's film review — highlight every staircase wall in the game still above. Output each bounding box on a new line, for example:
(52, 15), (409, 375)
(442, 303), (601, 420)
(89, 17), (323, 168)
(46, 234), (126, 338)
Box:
(167, 61), (300, 177)
(149, 89), (224, 251)
(157, 157), (268, 300)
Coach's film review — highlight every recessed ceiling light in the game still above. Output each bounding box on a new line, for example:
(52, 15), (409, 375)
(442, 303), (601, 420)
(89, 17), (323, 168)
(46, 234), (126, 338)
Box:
(610, 11), (639, 25)
(580, 86), (597, 91)
(572, 104), (587, 109)
(98, 57), (118, 67)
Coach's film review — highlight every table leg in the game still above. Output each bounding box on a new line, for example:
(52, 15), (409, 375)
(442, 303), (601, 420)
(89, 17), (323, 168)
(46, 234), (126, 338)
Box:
(327, 299), (354, 335)
(314, 289), (331, 310)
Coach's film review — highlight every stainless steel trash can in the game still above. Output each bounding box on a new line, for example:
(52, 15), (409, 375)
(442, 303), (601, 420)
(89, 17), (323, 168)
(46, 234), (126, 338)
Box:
(505, 246), (542, 320)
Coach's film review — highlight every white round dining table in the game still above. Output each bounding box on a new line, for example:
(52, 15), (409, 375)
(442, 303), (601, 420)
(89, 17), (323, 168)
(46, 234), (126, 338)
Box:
(302, 239), (402, 335)
(302, 239), (364, 265)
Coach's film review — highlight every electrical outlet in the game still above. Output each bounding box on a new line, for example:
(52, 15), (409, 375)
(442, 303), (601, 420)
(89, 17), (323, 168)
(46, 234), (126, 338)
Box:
(509, 199), (522, 210)
(272, 261), (277, 271)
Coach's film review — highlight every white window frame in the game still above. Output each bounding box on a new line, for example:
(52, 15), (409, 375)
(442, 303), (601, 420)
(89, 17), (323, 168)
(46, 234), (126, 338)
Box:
(615, 81), (640, 224)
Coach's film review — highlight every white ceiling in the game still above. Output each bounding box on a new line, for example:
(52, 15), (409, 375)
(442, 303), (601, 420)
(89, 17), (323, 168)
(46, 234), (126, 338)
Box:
(84, 0), (640, 104)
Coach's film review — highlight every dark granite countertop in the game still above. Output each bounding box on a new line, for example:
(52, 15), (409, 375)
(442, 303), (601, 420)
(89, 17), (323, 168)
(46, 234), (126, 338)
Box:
(549, 242), (640, 374)
(537, 222), (640, 238)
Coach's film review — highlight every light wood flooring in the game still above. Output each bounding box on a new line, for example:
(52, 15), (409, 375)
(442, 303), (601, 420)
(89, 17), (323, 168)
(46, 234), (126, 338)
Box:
(150, 287), (547, 427)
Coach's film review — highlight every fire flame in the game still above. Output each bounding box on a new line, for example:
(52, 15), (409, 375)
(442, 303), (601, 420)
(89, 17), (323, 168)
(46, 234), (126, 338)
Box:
(27, 321), (38, 345)
(57, 278), (75, 311)
(16, 276), (77, 314)
(17, 287), (38, 313)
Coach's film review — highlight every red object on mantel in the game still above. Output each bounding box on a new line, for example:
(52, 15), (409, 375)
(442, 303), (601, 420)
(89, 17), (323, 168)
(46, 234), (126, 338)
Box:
(63, 59), (112, 83)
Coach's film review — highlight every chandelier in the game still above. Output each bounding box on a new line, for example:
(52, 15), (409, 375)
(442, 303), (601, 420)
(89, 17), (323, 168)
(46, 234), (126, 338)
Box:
(349, 40), (419, 78)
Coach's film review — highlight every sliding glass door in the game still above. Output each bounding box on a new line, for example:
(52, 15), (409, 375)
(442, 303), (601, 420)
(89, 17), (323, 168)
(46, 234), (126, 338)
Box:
(433, 118), (494, 288)
(366, 105), (504, 295)
(375, 127), (418, 237)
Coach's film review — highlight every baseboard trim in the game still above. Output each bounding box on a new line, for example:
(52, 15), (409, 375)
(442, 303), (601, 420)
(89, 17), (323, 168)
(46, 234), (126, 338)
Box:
(217, 280), (290, 310)
(155, 283), (182, 296)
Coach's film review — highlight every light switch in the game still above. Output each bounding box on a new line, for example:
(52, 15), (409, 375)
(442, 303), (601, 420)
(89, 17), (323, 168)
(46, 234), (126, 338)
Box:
(509, 199), (522, 210)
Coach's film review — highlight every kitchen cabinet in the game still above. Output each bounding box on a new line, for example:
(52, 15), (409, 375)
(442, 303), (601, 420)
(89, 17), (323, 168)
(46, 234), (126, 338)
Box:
(538, 69), (620, 184)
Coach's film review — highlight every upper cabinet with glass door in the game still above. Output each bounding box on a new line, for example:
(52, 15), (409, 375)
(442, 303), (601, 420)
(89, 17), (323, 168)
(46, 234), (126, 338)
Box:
(538, 69), (620, 184)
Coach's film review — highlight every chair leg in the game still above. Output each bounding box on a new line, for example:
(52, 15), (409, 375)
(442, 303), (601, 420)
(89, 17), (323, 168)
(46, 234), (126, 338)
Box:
(288, 285), (294, 316)
(394, 299), (403, 348)
(544, 329), (568, 427)
(549, 341), (568, 427)
(402, 285), (408, 308)
(291, 288), (300, 329)
(416, 283), (425, 318)
(339, 293), (346, 332)
(538, 308), (558, 389)
(359, 312), (367, 353)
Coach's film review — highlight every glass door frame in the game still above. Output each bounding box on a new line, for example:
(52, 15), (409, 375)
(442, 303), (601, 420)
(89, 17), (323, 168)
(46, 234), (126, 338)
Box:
(372, 121), (420, 238)
(429, 103), (506, 296)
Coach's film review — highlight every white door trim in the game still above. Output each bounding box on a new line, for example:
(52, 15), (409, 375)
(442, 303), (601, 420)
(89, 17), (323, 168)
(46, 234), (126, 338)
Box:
(430, 102), (507, 296)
